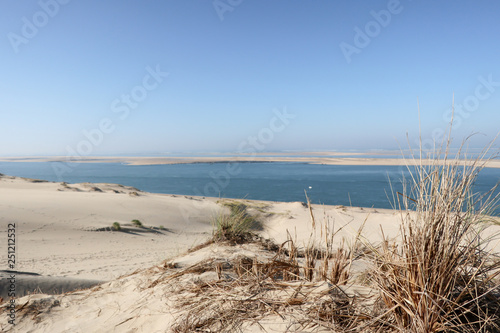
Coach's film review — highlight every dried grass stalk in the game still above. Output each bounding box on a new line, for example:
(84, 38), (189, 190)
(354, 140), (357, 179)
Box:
(372, 120), (500, 332)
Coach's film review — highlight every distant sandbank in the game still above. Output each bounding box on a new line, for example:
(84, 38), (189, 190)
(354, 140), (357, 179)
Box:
(1, 154), (499, 168)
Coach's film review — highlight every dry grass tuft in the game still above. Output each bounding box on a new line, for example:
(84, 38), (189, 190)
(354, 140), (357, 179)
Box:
(302, 196), (365, 287)
(371, 127), (500, 332)
(168, 195), (374, 332)
(167, 251), (370, 333)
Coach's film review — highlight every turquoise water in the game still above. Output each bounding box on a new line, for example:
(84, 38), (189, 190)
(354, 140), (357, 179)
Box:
(1, 162), (499, 213)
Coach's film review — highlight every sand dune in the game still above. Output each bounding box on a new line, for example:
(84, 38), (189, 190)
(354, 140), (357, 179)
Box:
(0, 175), (222, 281)
(1, 175), (499, 332)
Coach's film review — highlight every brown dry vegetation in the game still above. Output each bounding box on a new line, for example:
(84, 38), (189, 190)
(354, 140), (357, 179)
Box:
(370, 134), (500, 332)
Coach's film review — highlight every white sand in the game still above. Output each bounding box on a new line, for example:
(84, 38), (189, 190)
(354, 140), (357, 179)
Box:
(0, 176), (220, 281)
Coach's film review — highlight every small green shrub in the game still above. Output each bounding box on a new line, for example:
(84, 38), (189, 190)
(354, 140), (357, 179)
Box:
(159, 225), (165, 230)
(112, 222), (121, 231)
(132, 219), (143, 227)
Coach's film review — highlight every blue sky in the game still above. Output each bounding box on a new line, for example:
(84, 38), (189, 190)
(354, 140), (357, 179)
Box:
(1, 0), (499, 156)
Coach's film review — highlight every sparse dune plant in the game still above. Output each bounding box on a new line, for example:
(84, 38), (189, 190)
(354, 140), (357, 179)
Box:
(372, 121), (500, 332)
(132, 219), (143, 227)
(112, 222), (121, 231)
(212, 203), (259, 243)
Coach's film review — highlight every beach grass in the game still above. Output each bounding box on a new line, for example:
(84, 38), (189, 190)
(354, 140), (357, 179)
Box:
(211, 202), (260, 243)
(370, 130), (500, 332)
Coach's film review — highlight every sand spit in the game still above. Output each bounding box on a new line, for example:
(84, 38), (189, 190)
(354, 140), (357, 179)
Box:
(1, 155), (499, 168)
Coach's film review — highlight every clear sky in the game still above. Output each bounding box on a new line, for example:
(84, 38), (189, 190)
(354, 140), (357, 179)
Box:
(1, 0), (499, 156)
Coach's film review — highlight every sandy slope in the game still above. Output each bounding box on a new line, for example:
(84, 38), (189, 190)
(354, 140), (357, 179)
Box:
(0, 175), (221, 282)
